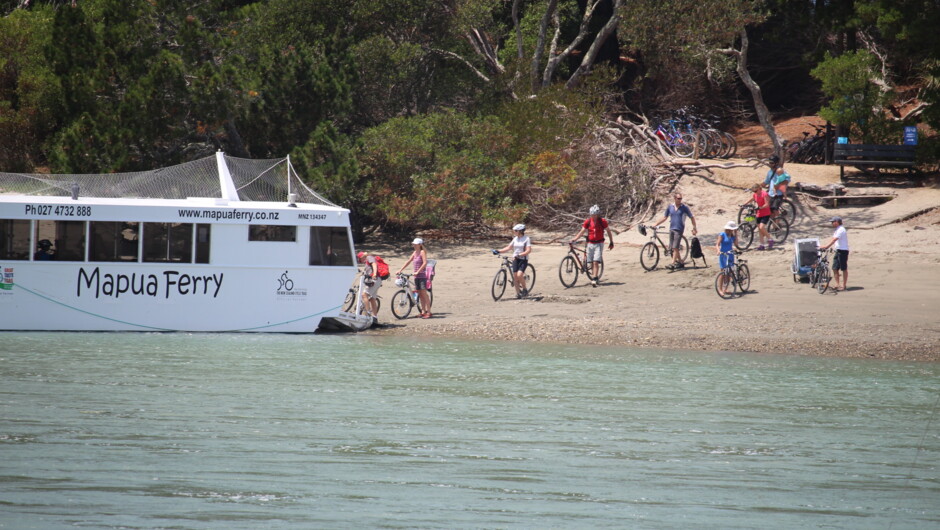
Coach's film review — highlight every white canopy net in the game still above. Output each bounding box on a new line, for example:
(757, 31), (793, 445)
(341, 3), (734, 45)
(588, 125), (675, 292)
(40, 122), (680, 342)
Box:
(0, 154), (336, 206)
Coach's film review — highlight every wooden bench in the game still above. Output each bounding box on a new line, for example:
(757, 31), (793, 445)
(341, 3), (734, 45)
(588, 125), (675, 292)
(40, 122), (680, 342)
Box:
(833, 144), (916, 180)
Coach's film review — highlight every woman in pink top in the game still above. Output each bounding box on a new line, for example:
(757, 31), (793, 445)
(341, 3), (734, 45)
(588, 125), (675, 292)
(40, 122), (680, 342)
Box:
(749, 183), (773, 250)
(396, 238), (433, 318)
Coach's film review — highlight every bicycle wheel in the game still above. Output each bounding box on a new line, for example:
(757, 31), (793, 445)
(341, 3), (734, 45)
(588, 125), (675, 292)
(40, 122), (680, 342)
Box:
(678, 235), (690, 263)
(673, 133), (695, 157)
(722, 131), (737, 158)
(816, 265), (831, 294)
(736, 204), (748, 226)
(491, 268), (507, 301)
(714, 270), (737, 299)
(417, 290), (433, 314)
(342, 289), (356, 312)
(391, 289), (413, 319)
(735, 223), (754, 251)
(640, 242), (659, 271)
(586, 260), (604, 282)
(358, 296), (381, 315)
(768, 216), (790, 244)
(779, 198), (797, 225)
(524, 262), (537, 292)
(558, 255), (579, 287)
(737, 264), (751, 292)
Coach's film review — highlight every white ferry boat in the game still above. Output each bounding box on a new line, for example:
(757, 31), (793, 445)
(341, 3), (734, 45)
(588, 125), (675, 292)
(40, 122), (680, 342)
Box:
(0, 152), (370, 332)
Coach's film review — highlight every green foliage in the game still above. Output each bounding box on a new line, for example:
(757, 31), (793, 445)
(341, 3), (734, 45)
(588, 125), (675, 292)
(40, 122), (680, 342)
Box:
(811, 50), (894, 143)
(0, 8), (60, 171)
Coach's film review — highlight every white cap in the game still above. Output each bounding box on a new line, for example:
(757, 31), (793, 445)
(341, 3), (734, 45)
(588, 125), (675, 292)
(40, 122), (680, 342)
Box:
(724, 221), (739, 230)
(412, 238), (423, 245)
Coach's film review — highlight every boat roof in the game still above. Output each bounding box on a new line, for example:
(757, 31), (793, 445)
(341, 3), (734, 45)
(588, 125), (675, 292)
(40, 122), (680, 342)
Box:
(0, 152), (337, 208)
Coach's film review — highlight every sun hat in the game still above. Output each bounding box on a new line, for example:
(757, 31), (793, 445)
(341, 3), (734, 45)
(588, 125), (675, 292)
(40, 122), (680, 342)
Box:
(513, 223), (525, 231)
(830, 216), (842, 223)
(724, 221), (739, 230)
(412, 238), (423, 245)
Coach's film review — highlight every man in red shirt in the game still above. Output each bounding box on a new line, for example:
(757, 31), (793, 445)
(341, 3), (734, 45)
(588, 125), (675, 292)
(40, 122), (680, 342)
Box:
(571, 204), (614, 287)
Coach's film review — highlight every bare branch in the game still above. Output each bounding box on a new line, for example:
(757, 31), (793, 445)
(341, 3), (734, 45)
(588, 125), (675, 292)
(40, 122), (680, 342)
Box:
(429, 47), (492, 83)
(564, 0), (622, 90)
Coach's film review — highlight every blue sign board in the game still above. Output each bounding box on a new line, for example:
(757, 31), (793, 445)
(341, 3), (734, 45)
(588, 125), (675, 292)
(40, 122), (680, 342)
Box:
(904, 126), (918, 145)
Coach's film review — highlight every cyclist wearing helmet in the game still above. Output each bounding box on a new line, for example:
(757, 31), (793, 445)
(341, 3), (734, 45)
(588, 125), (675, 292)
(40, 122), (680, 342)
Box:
(571, 205), (614, 287)
(493, 223), (532, 298)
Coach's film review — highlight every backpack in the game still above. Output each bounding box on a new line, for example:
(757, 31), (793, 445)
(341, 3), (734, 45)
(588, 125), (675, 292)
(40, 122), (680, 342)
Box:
(374, 256), (390, 280)
(689, 236), (704, 259)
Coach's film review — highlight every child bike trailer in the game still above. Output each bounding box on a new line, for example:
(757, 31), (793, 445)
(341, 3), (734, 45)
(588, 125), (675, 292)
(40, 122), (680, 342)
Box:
(790, 238), (819, 283)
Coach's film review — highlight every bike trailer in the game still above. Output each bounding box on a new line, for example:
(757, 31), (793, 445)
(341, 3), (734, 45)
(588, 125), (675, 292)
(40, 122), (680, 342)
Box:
(790, 238), (819, 282)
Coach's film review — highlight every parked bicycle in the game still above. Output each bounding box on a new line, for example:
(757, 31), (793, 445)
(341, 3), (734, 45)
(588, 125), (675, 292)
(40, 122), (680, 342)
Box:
(809, 248), (833, 294)
(342, 269), (381, 315)
(715, 250), (750, 299)
(390, 273), (433, 319)
(637, 223), (689, 271)
(734, 204), (791, 250)
(558, 241), (604, 287)
(653, 120), (695, 158)
(491, 254), (536, 301)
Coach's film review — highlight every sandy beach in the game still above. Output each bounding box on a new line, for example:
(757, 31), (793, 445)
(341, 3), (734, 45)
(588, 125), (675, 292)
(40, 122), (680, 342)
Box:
(360, 162), (940, 362)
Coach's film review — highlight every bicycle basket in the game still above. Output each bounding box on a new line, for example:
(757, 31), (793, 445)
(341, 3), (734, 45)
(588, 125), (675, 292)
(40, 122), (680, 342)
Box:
(638, 225), (647, 236)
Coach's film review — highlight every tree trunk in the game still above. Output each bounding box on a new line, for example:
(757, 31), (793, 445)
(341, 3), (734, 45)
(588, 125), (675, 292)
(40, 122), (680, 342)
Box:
(564, 0), (622, 90)
(726, 29), (781, 157)
(531, 0), (559, 93)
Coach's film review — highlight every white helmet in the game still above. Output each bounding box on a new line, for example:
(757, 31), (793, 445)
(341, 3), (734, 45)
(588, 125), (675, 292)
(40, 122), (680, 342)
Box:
(513, 223), (526, 231)
(395, 276), (407, 288)
(589, 204), (601, 215)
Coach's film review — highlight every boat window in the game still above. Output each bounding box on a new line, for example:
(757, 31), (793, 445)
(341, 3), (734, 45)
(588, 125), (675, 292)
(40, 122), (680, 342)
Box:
(143, 222), (193, 263)
(309, 226), (353, 266)
(195, 224), (210, 264)
(0, 219), (31, 260)
(89, 221), (139, 262)
(249, 225), (296, 242)
(35, 220), (85, 261)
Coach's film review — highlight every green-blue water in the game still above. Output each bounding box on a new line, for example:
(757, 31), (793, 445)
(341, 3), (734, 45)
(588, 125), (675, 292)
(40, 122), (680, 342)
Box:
(1, 333), (937, 529)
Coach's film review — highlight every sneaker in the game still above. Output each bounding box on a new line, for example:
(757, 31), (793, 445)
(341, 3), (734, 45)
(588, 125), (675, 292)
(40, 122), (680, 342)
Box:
(676, 262), (685, 268)
(521, 288), (528, 297)
(665, 263), (676, 270)
(767, 240), (774, 249)
(756, 245), (765, 251)
(591, 280), (597, 287)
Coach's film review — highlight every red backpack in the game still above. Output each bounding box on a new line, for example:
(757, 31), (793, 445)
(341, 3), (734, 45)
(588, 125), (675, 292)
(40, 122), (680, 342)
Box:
(374, 256), (390, 279)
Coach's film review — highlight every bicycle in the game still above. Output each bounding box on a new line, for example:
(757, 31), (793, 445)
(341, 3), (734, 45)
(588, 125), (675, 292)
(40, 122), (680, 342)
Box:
(390, 273), (434, 319)
(342, 269), (381, 315)
(809, 248), (833, 294)
(637, 224), (689, 271)
(558, 241), (604, 287)
(653, 120), (696, 158)
(737, 193), (797, 227)
(491, 254), (536, 301)
(734, 204), (790, 250)
(714, 250), (750, 299)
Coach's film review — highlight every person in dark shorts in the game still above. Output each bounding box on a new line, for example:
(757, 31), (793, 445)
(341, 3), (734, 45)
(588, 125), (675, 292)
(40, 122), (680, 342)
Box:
(820, 216), (850, 291)
(648, 193), (698, 269)
(493, 223), (533, 298)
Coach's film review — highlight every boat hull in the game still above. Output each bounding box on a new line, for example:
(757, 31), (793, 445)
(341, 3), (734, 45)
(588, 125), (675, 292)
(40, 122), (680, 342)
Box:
(0, 263), (351, 332)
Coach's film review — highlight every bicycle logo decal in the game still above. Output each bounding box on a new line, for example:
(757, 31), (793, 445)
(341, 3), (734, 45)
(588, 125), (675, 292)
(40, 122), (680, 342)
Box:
(275, 271), (306, 299)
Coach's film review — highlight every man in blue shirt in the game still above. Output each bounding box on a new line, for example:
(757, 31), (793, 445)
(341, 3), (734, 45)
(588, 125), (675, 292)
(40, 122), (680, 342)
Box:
(649, 193), (698, 269)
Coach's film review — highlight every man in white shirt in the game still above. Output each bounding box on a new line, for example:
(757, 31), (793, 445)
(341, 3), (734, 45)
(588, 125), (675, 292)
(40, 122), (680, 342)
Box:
(820, 216), (850, 291)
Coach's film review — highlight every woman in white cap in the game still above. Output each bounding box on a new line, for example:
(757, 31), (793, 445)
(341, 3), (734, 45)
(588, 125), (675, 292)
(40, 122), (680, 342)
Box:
(396, 238), (433, 318)
(492, 223), (532, 298)
(715, 221), (738, 296)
